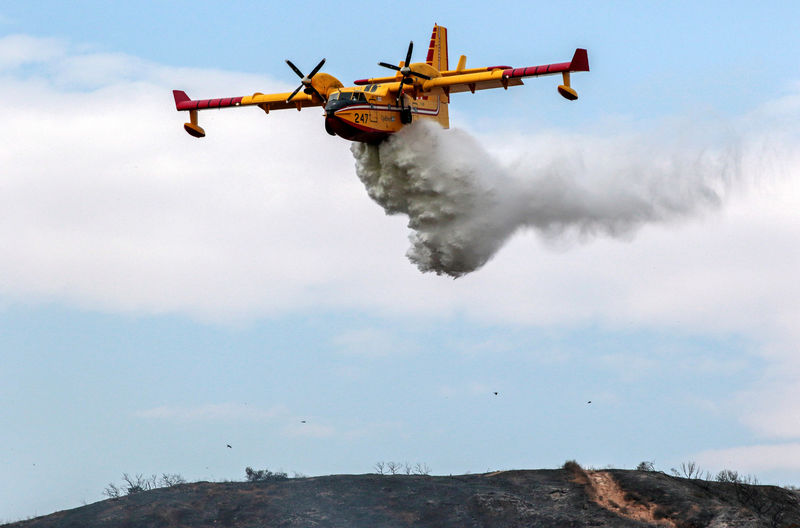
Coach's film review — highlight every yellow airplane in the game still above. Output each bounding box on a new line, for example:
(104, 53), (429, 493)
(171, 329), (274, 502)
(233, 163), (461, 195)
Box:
(173, 24), (589, 144)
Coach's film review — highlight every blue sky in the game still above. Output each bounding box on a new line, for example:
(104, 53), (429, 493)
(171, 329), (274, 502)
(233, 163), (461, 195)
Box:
(1, 1), (800, 521)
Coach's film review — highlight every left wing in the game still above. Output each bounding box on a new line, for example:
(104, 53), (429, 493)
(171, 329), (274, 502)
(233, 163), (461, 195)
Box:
(421, 48), (589, 100)
(173, 90), (322, 112)
(173, 90), (323, 137)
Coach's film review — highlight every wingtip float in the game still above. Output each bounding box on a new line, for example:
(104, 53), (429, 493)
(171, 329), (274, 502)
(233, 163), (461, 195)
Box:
(173, 24), (589, 145)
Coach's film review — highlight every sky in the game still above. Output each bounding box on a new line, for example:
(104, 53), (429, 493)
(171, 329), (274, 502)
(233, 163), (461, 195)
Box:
(1, 0), (799, 521)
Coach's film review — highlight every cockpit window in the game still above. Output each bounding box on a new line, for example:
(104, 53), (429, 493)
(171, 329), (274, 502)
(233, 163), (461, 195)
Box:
(333, 91), (367, 102)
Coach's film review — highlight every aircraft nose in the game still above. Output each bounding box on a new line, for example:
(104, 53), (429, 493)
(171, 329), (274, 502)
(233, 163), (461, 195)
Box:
(324, 98), (351, 115)
(324, 114), (338, 135)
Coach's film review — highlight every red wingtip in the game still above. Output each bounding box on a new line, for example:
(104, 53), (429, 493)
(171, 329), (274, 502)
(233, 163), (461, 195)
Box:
(570, 49), (589, 72)
(173, 90), (191, 108)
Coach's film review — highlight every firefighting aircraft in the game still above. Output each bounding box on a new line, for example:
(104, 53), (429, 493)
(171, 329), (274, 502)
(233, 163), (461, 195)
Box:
(173, 24), (589, 144)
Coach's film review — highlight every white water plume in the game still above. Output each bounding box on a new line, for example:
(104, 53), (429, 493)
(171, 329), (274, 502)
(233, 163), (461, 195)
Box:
(351, 121), (739, 277)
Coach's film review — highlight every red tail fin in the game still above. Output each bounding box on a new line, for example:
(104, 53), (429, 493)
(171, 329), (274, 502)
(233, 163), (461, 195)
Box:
(425, 24), (448, 71)
(569, 49), (589, 72)
(172, 90), (192, 109)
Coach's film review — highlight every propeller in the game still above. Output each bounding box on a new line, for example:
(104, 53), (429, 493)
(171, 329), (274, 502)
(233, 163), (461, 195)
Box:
(378, 41), (430, 124)
(378, 41), (431, 85)
(285, 58), (326, 103)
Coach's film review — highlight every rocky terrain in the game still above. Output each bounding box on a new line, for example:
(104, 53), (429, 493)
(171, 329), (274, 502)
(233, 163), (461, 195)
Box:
(4, 465), (800, 527)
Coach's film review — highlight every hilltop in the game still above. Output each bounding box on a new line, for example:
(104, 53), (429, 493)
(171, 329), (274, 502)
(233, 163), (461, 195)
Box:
(4, 466), (800, 527)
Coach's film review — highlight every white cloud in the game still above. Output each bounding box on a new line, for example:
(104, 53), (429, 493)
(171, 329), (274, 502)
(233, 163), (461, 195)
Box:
(0, 37), (406, 320)
(0, 34), (64, 69)
(695, 443), (800, 474)
(736, 338), (800, 439)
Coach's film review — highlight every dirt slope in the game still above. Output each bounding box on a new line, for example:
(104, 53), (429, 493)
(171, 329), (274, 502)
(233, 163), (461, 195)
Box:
(4, 469), (800, 528)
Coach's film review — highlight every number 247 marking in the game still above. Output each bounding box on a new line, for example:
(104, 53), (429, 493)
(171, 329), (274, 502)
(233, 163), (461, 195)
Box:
(353, 113), (369, 124)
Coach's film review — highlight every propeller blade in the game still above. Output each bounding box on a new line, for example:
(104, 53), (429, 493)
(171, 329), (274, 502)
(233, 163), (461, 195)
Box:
(308, 58), (326, 78)
(410, 71), (431, 80)
(308, 85), (325, 101)
(286, 84), (303, 103)
(379, 62), (401, 72)
(286, 60), (304, 79)
(405, 41), (414, 67)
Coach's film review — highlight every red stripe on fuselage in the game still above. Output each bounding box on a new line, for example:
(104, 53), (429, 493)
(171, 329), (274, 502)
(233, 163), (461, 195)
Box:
(325, 115), (388, 145)
(338, 101), (440, 116)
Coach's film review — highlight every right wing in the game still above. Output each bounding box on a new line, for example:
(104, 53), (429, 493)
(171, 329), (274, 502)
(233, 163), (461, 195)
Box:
(420, 48), (589, 99)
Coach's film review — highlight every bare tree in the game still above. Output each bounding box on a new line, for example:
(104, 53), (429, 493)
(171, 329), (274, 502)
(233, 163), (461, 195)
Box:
(671, 461), (703, 479)
(375, 461), (431, 476)
(104, 472), (185, 498)
(103, 482), (122, 499)
(636, 461), (655, 472)
(413, 463), (431, 476)
(159, 473), (186, 487)
(122, 473), (157, 494)
(717, 469), (740, 483)
(245, 467), (288, 482)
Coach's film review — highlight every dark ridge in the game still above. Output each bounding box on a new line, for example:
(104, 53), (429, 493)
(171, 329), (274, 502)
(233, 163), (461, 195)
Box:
(4, 469), (800, 528)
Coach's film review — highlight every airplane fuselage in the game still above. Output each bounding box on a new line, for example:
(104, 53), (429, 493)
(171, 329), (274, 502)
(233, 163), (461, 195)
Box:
(323, 85), (445, 144)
